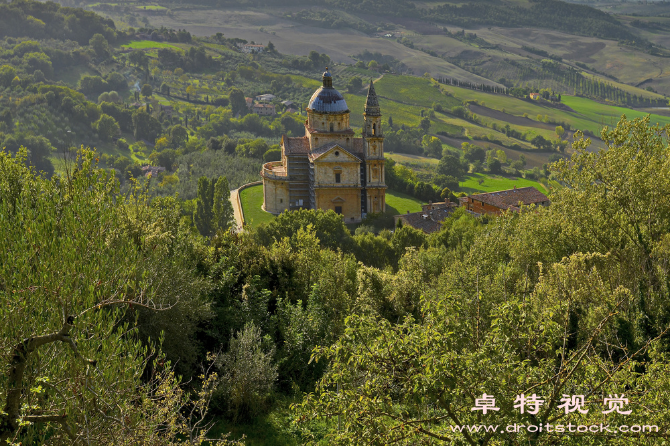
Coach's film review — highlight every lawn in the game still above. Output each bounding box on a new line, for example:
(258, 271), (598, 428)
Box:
(458, 173), (551, 195)
(121, 40), (182, 50)
(385, 190), (424, 214)
(239, 184), (275, 228)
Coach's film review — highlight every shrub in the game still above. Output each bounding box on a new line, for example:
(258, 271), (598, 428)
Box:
(214, 322), (278, 421)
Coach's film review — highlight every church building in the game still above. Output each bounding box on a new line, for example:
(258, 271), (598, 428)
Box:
(261, 68), (386, 223)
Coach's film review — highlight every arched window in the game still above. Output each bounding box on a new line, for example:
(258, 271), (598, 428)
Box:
(330, 122), (334, 132)
(372, 123), (377, 136)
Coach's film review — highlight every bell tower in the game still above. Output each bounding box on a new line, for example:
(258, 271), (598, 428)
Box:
(362, 80), (386, 214)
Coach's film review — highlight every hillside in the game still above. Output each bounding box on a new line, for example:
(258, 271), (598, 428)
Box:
(78, 0), (670, 99)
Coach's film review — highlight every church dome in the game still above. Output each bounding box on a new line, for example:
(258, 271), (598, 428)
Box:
(307, 68), (349, 114)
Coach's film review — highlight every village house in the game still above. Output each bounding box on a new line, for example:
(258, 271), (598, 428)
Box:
(394, 201), (458, 234)
(529, 92), (541, 100)
(459, 186), (549, 215)
(141, 165), (165, 177)
(245, 97), (254, 109)
(241, 44), (265, 53)
(252, 103), (276, 116)
(256, 94), (276, 102)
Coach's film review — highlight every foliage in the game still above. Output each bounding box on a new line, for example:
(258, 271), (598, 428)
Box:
(294, 116), (670, 444)
(214, 322), (278, 421)
(0, 148), (236, 445)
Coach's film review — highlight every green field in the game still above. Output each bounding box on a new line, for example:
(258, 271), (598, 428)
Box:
(385, 190), (424, 214)
(121, 40), (182, 50)
(561, 96), (670, 129)
(239, 184), (275, 228)
(386, 153), (439, 165)
(458, 173), (551, 195)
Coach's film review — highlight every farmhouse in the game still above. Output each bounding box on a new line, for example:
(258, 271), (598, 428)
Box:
(261, 69), (386, 223)
(241, 44), (265, 53)
(256, 94), (276, 102)
(394, 201), (458, 234)
(459, 186), (549, 215)
(252, 103), (276, 116)
(529, 92), (540, 100)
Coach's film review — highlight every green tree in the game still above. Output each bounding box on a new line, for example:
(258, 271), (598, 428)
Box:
(229, 88), (247, 117)
(89, 33), (109, 57)
(421, 135), (442, 158)
(213, 176), (234, 232)
(93, 113), (120, 141)
(194, 176), (214, 236)
(0, 149), (238, 445)
(555, 125), (565, 139)
(420, 117), (431, 132)
(141, 83), (153, 99)
(132, 109), (162, 143)
(129, 49), (148, 68)
(0, 65), (17, 87)
(346, 76), (363, 93)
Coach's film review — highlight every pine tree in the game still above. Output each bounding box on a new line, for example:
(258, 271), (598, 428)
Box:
(213, 176), (234, 232)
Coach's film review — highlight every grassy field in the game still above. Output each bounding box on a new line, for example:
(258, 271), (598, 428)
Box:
(561, 96), (670, 129)
(121, 40), (182, 50)
(386, 153), (439, 165)
(458, 173), (551, 195)
(386, 190), (424, 214)
(239, 184), (275, 228)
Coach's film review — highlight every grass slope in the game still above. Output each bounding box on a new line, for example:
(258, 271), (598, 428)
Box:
(121, 40), (182, 50)
(240, 184), (275, 228)
(458, 173), (551, 195)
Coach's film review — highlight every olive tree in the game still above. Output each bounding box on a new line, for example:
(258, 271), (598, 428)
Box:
(0, 149), (237, 445)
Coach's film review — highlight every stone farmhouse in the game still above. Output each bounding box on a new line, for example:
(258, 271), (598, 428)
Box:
(459, 186), (549, 215)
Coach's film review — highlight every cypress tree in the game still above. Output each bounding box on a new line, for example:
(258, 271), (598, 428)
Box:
(194, 176), (214, 236)
(213, 176), (234, 232)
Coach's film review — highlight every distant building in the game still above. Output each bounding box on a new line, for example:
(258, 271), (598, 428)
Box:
(252, 103), (276, 116)
(529, 93), (540, 100)
(159, 105), (173, 117)
(255, 93), (276, 102)
(141, 165), (165, 177)
(459, 186), (549, 216)
(261, 69), (386, 223)
(394, 201), (458, 234)
(245, 97), (254, 109)
(241, 44), (265, 53)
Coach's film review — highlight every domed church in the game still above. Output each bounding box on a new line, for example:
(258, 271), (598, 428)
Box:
(261, 68), (386, 223)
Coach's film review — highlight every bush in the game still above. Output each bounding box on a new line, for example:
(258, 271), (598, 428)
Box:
(214, 322), (278, 421)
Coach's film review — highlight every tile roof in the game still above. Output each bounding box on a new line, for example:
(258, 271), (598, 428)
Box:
(283, 136), (310, 155)
(395, 206), (457, 234)
(468, 187), (549, 209)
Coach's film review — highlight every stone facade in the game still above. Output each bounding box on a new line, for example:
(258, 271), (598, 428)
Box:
(261, 69), (386, 223)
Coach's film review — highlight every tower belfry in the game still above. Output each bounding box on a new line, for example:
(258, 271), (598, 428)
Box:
(363, 79), (385, 214)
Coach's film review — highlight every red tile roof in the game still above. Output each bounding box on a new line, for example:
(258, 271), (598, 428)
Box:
(283, 136), (310, 155)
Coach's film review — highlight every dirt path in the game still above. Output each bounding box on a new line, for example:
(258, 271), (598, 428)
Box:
(230, 189), (244, 232)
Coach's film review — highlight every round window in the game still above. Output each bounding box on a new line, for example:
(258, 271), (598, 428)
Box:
(334, 151), (340, 156)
